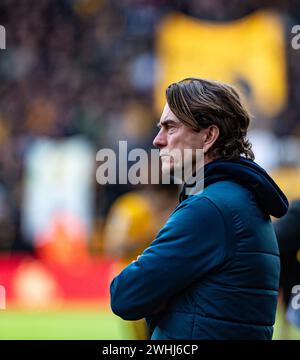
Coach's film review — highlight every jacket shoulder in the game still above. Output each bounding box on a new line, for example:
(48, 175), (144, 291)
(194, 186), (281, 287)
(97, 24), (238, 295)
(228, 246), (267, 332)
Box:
(198, 180), (256, 212)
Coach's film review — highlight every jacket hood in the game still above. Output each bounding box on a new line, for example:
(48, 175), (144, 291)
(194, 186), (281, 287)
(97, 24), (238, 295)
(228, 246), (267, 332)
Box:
(180, 157), (289, 218)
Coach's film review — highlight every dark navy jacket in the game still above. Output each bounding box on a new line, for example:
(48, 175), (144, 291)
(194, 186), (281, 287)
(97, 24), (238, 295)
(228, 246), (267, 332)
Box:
(110, 157), (288, 339)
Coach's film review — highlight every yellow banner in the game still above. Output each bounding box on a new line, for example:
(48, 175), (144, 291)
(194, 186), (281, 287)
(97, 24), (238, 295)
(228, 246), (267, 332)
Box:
(155, 11), (287, 119)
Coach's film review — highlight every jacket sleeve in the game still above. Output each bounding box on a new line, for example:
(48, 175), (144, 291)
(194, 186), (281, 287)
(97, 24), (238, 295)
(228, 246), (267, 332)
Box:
(274, 199), (300, 254)
(110, 196), (228, 320)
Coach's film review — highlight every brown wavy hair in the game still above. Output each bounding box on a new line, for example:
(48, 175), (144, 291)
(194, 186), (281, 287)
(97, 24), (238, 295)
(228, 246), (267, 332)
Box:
(166, 77), (254, 161)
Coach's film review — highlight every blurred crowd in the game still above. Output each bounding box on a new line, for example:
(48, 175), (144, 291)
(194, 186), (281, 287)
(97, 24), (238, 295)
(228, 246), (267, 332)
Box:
(0, 0), (300, 252)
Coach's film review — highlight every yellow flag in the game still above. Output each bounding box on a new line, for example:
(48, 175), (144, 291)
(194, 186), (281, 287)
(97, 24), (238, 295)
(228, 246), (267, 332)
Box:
(155, 11), (287, 119)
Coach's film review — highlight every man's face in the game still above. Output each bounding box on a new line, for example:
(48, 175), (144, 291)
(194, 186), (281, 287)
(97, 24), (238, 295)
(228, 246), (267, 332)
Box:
(153, 103), (206, 176)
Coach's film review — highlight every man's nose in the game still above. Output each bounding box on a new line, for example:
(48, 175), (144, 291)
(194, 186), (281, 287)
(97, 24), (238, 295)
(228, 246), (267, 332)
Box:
(153, 129), (167, 148)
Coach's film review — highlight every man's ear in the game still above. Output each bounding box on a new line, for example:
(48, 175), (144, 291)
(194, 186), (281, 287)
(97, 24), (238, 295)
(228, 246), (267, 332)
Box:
(202, 125), (220, 154)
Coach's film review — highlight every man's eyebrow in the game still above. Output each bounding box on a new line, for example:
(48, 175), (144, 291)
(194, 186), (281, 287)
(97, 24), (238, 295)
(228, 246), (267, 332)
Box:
(157, 119), (179, 128)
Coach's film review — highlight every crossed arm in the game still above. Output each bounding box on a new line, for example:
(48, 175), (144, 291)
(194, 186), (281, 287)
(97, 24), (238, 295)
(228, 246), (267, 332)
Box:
(110, 197), (227, 320)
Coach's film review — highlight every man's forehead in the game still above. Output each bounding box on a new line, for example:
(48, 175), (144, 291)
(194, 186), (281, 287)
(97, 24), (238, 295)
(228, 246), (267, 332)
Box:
(160, 104), (180, 123)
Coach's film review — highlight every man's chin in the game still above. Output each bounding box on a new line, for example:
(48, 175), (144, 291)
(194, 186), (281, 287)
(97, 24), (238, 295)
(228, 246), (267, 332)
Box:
(161, 163), (185, 183)
(161, 163), (173, 175)
(160, 159), (175, 175)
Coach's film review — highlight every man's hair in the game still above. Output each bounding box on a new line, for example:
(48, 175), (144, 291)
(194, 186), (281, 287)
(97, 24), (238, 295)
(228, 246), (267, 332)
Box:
(166, 77), (254, 160)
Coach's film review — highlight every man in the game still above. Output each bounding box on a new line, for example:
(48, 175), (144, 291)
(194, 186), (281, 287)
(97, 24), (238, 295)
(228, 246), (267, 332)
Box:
(110, 78), (288, 339)
(274, 199), (300, 337)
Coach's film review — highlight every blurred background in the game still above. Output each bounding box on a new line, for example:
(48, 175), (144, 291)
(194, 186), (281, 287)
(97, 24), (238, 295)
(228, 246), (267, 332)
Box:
(0, 0), (300, 339)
